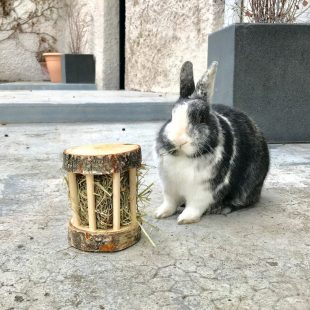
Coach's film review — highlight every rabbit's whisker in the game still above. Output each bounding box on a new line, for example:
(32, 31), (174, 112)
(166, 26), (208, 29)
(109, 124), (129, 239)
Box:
(160, 142), (189, 157)
(160, 147), (178, 157)
(180, 142), (188, 147)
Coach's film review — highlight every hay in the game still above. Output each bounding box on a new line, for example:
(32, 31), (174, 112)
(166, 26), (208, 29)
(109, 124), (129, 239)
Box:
(67, 165), (153, 230)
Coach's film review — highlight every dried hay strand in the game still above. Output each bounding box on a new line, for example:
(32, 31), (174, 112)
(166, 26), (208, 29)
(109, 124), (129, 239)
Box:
(66, 165), (153, 230)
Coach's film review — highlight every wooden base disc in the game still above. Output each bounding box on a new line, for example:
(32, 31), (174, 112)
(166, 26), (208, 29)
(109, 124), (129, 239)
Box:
(68, 222), (141, 252)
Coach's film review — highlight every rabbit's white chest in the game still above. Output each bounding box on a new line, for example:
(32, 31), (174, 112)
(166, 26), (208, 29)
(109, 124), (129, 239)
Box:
(161, 155), (213, 196)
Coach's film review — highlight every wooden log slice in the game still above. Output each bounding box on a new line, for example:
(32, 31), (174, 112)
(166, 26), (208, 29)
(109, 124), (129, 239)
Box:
(68, 222), (141, 252)
(63, 143), (141, 174)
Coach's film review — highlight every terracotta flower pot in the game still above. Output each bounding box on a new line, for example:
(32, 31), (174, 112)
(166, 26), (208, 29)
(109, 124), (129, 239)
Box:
(43, 53), (62, 83)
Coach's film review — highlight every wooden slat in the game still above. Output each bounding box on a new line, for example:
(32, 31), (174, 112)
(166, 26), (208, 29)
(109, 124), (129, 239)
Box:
(86, 174), (97, 231)
(129, 168), (137, 225)
(113, 172), (121, 231)
(68, 172), (80, 226)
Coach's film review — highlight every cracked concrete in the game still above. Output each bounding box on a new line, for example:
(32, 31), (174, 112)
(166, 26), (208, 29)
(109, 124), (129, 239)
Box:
(0, 122), (310, 310)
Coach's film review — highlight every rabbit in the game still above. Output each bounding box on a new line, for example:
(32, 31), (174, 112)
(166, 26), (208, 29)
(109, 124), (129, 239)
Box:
(154, 61), (270, 224)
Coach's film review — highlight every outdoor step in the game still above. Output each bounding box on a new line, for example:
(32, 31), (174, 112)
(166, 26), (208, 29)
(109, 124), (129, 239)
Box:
(0, 82), (97, 91)
(0, 90), (176, 123)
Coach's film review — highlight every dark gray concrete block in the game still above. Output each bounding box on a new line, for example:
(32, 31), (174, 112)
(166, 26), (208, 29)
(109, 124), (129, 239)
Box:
(61, 54), (96, 84)
(208, 24), (310, 143)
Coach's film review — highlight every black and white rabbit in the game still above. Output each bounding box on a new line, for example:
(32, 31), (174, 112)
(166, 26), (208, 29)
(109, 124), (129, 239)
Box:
(155, 61), (269, 224)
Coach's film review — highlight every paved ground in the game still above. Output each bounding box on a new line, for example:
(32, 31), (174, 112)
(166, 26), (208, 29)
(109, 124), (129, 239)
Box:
(0, 122), (309, 310)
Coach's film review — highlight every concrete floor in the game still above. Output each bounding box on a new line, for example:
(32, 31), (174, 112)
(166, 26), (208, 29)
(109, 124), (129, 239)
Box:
(0, 122), (309, 310)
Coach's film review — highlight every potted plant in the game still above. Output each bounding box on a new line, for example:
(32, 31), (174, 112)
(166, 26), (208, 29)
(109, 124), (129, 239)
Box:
(38, 37), (60, 82)
(207, 0), (310, 142)
(37, 35), (59, 82)
(61, 0), (95, 84)
(43, 52), (62, 83)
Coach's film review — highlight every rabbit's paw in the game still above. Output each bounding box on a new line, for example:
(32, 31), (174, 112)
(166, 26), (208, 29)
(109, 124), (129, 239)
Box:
(177, 208), (201, 225)
(155, 203), (176, 219)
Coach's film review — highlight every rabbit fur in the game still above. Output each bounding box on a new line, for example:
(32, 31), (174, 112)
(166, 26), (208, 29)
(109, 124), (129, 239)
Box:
(154, 61), (269, 224)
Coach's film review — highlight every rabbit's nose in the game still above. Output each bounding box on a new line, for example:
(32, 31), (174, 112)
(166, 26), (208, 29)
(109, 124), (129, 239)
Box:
(173, 134), (189, 147)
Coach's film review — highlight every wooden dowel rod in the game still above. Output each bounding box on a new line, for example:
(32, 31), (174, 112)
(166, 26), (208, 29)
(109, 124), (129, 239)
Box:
(86, 174), (97, 231)
(129, 168), (137, 225)
(113, 172), (121, 231)
(68, 172), (80, 226)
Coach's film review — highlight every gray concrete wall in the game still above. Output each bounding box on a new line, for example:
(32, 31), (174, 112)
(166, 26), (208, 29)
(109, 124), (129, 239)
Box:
(125, 0), (224, 93)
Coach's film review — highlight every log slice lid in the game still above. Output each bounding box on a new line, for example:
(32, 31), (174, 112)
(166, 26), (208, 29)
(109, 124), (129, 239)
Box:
(63, 143), (141, 174)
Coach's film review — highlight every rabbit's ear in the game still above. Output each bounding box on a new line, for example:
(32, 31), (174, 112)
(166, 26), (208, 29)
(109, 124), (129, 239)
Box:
(180, 61), (195, 98)
(195, 61), (218, 103)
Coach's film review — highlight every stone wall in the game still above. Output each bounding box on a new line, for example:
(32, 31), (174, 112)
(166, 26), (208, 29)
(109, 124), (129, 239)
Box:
(0, 0), (224, 92)
(0, 0), (119, 89)
(0, 0), (63, 82)
(125, 0), (225, 93)
(0, 34), (46, 82)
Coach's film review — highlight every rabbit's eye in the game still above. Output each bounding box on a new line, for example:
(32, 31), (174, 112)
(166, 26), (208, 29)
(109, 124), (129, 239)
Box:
(197, 114), (207, 124)
(189, 110), (207, 125)
(187, 100), (210, 125)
